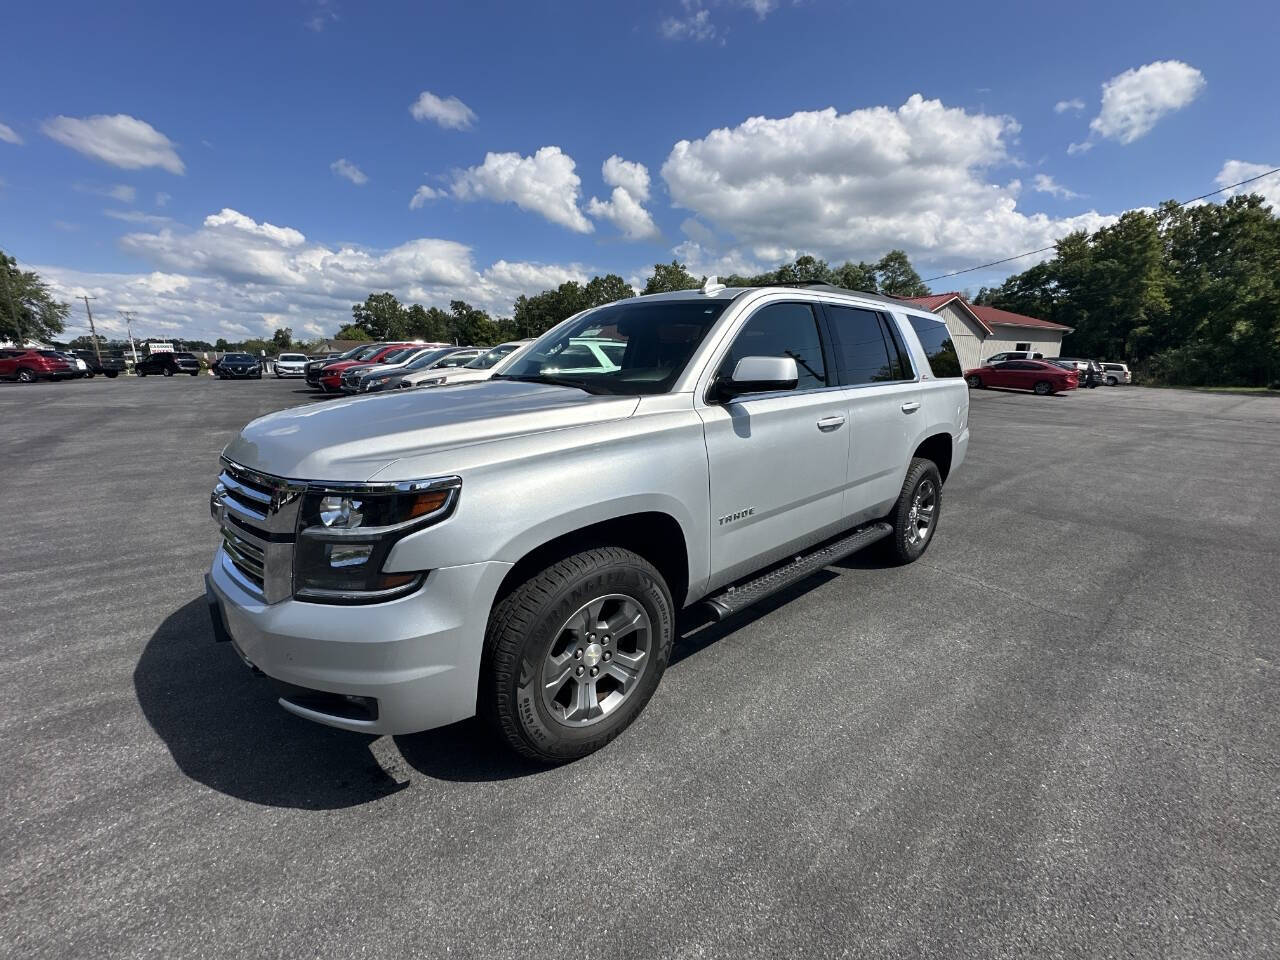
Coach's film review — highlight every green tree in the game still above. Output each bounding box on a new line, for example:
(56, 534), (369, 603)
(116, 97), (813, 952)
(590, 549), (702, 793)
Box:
(642, 260), (702, 295)
(830, 260), (879, 293)
(0, 251), (70, 343)
(271, 327), (294, 351)
(874, 250), (929, 297)
(404, 304), (454, 343)
(449, 300), (502, 346)
(512, 273), (634, 339)
(350, 292), (408, 339)
(334, 324), (373, 342)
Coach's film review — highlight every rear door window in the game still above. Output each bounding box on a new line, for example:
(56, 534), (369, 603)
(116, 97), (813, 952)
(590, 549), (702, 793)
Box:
(824, 305), (896, 385)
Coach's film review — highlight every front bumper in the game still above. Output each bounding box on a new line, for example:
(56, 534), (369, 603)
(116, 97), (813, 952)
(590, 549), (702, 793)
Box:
(207, 547), (512, 735)
(276, 366), (305, 377)
(220, 367), (260, 378)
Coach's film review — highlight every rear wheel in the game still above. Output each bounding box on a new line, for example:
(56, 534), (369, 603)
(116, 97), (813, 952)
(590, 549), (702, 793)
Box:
(136, 369), (146, 377)
(966, 374), (983, 389)
(1106, 376), (1118, 386)
(1033, 380), (1053, 395)
(481, 547), (674, 763)
(883, 458), (942, 565)
(163, 368), (173, 377)
(16, 368), (36, 383)
(84, 371), (96, 379)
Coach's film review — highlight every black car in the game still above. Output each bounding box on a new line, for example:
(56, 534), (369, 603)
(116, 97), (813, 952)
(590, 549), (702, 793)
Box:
(1054, 357), (1105, 388)
(213, 353), (263, 379)
(135, 351), (202, 377)
(72, 349), (126, 378)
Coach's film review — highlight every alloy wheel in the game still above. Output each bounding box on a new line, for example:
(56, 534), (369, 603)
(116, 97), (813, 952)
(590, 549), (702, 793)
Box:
(906, 478), (937, 546)
(540, 594), (652, 727)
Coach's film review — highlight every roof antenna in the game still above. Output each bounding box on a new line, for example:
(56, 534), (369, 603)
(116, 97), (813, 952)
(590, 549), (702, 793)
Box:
(702, 275), (726, 296)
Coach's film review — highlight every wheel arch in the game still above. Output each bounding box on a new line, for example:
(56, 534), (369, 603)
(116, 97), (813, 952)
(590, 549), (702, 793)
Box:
(494, 510), (691, 611)
(912, 432), (954, 483)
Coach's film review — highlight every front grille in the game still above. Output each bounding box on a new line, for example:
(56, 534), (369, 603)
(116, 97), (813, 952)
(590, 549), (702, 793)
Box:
(222, 527), (266, 589)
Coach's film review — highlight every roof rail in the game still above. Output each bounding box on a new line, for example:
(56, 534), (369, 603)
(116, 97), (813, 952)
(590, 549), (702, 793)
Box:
(772, 282), (909, 307)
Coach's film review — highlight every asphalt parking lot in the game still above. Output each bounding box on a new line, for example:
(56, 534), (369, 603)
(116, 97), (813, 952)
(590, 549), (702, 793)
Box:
(3, 375), (1278, 959)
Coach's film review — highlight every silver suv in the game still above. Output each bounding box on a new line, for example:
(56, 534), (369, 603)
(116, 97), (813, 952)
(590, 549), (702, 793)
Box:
(206, 283), (970, 761)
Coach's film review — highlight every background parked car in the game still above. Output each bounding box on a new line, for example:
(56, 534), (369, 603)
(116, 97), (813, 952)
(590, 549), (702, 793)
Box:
(0, 348), (76, 382)
(318, 343), (416, 392)
(72, 349), (125, 378)
(56, 352), (90, 378)
(1100, 362), (1132, 385)
(213, 353), (263, 379)
(273, 352), (309, 378)
(399, 339), (535, 389)
(965, 359), (1078, 395)
(1055, 357), (1105, 388)
(305, 346), (370, 387)
(136, 351), (201, 377)
(339, 344), (449, 393)
(985, 350), (1044, 364)
(362, 346), (482, 392)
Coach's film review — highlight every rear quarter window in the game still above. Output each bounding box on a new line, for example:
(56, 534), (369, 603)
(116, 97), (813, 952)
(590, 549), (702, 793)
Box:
(906, 315), (962, 378)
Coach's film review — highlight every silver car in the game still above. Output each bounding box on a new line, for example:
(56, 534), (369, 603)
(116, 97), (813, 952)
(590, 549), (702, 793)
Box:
(207, 283), (970, 761)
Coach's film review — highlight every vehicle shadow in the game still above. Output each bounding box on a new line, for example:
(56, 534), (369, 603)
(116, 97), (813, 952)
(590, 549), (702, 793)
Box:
(137, 571), (841, 801)
(134, 597), (409, 809)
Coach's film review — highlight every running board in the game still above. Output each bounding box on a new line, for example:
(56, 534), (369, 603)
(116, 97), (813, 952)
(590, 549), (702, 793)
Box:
(702, 521), (894, 621)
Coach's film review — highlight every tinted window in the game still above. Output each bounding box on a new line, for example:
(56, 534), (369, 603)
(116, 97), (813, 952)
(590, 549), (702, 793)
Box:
(716, 302), (827, 391)
(437, 353), (473, 367)
(879, 314), (914, 380)
(826, 306), (896, 385)
(906, 315), (963, 378)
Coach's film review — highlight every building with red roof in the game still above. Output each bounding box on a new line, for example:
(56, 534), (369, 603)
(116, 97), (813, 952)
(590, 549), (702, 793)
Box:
(896, 292), (1073, 370)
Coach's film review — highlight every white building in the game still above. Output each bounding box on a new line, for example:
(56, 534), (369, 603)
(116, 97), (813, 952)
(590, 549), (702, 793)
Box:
(900, 293), (1073, 370)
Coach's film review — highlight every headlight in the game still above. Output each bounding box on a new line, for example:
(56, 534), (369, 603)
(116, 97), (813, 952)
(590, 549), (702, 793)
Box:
(292, 479), (460, 603)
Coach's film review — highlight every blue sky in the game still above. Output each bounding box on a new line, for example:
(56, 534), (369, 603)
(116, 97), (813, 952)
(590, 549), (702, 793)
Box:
(1, 0), (1277, 342)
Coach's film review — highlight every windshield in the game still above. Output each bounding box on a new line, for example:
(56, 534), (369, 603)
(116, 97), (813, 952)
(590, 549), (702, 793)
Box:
(279, 353), (307, 361)
(465, 343), (521, 369)
(379, 346), (418, 363)
(351, 345), (383, 361)
(403, 349), (453, 371)
(175, 352), (196, 359)
(224, 353), (253, 361)
(496, 299), (732, 395)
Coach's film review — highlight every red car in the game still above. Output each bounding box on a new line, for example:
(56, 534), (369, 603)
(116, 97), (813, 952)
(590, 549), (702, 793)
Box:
(964, 359), (1078, 395)
(317, 343), (416, 392)
(0, 348), (76, 383)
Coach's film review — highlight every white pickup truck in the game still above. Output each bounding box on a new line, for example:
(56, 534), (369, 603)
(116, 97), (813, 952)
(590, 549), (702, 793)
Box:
(207, 281), (969, 761)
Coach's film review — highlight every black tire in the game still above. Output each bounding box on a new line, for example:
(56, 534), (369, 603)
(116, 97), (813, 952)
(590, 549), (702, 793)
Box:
(84, 371), (95, 379)
(163, 368), (173, 377)
(105, 371), (118, 378)
(883, 457), (943, 565)
(16, 368), (36, 383)
(136, 369), (146, 377)
(966, 374), (983, 389)
(481, 547), (674, 763)
(1033, 380), (1052, 395)
(1106, 376), (1118, 386)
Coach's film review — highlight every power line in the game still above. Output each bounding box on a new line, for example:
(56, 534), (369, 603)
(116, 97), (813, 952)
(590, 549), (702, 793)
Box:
(922, 165), (1280, 284)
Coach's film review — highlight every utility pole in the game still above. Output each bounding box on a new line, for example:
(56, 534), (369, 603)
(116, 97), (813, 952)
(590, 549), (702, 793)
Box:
(79, 295), (102, 363)
(1, 255), (22, 346)
(120, 311), (139, 368)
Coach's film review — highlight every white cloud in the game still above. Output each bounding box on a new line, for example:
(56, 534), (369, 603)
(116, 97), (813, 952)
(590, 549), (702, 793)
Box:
(587, 155), (659, 240)
(681, 218), (715, 244)
(42, 114), (184, 174)
(103, 209), (172, 225)
(330, 157), (368, 185)
(410, 91), (477, 130)
(1066, 140), (1093, 156)
(155, 192), (171, 207)
(1083, 60), (1205, 148)
(661, 8), (716, 42)
(1032, 173), (1081, 199)
(661, 94), (1117, 272)
(1215, 160), (1280, 212)
(1054, 98), (1085, 114)
(409, 184), (442, 209)
(107, 184), (136, 203)
(42, 207), (593, 342)
(452, 146), (593, 233)
(305, 0), (339, 31)
(0, 122), (22, 145)
(601, 154), (651, 201)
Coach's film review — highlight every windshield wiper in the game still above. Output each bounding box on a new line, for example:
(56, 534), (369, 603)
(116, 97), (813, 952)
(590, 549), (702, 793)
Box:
(494, 374), (612, 395)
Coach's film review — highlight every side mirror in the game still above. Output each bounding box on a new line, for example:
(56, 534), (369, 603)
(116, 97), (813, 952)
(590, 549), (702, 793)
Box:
(716, 355), (799, 400)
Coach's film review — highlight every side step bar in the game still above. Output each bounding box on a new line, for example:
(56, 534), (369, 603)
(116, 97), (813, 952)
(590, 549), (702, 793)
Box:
(702, 521), (893, 621)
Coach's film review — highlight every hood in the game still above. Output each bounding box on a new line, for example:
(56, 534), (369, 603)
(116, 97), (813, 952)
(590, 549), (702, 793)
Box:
(222, 379), (640, 481)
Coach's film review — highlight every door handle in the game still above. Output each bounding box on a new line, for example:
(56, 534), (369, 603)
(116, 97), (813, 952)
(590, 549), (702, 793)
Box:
(816, 415), (846, 431)
(901, 401), (921, 414)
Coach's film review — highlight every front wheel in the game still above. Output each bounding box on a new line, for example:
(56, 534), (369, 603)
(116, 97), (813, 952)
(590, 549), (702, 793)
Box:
(16, 368), (36, 383)
(883, 457), (942, 565)
(1033, 380), (1053, 395)
(481, 547), (674, 763)
(136, 369), (146, 377)
(163, 368), (173, 377)
(966, 374), (983, 389)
